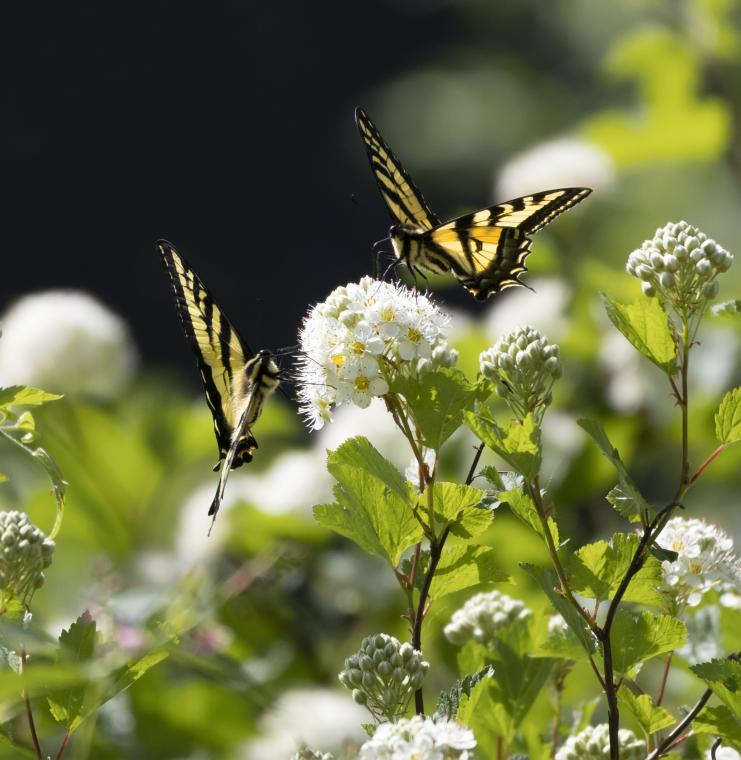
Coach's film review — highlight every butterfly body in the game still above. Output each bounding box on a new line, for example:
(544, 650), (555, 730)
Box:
(356, 107), (591, 299)
(156, 240), (280, 523)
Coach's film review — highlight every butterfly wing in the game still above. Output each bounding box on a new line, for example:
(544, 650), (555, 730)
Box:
(424, 188), (591, 299)
(156, 239), (257, 466)
(355, 107), (440, 230)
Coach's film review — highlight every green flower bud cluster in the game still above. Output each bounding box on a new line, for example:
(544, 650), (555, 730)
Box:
(555, 724), (643, 760)
(444, 590), (531, 648)
(338, 633), (429, 722)
(479, 326), (561, 419)
(290, 749), (334, 760)
(0, 511), (54, 606)
(626, 221), (732, 310)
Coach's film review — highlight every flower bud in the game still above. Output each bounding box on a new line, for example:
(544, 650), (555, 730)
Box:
(291, 749), (335, 760)
(0, 511), (54, 607)
(338, 633), (428, 722)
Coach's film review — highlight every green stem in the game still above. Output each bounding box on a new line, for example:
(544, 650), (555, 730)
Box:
(21, 649), (43, 759)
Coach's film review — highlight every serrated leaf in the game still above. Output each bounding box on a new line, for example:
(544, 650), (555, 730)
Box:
(715, 387), (741, 445)
(694, 705), (741, 751)
(435, 666), (493, 720)
(429, 544), (507, 600)
(521, 563), (597, 656)
(618, 690), (675, 734)
(47, 612), (97, 729)
(568, 533), (664, 607)
(499, 487), (559, 547)
(577, 418), (653, 523)
(313, 437), (422, 565)
(691, 657), (741, 715)
(611, 611), (686, 672)
(392, 368), (488, 450)
(431, 482), (492, 541)
(0, 386), (62, 410)
(602, 294), (677, 370)
(465, 412), (541, 480)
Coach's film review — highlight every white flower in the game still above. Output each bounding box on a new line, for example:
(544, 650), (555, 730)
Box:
(359, 715), (476, 760)
(297, 277), (452, 429)
(556, 724), (643, 760)
(0, 290), (137, 399)
(706, 747), (741, 760)
(496, 137), (614, 200)
(656, 517), (741, 610)
(444, 590), (531, 647)
(240, 688), (367, 760)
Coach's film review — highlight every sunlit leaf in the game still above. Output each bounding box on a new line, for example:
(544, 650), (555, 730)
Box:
(431, 481), (492, 540)
(611, 611), (686, 672)
(715, 387), (741, 444)
(618, 690), (675, 734)
(429, 544), (507, 600)
(465, 413), (541, 480)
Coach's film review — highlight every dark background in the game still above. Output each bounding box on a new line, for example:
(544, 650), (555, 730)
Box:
(0, 1), (479, 367)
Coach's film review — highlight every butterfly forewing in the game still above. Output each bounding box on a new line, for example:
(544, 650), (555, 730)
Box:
(355, 107), (439, 230)
(157, 240), (253, 462)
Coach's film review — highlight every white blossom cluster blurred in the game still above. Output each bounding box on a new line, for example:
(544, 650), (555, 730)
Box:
(656, 517), (741, 610)
(297, 277), (455, 429)
(358, 716), (476, 760)
(556, 724), (643, 760)
(0, 290), (137, 400)
(444, 590), (531, 648)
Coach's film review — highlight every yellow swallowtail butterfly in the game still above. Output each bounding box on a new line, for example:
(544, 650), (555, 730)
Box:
(355, 107), (591, 300)
(157, 240), (281, 526)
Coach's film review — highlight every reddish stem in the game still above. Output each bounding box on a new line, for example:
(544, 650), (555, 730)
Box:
(689, 444), (726, 484)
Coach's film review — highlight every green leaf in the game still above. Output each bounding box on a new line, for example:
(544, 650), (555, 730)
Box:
(499, 487), (559, 547)
(313, 437), (422, 565)
(568, 533), (664, 607)
(691, 657), (741, 715)
(0, 421), (67, 537)
(618, 690), (675, 734)
(431, 481), (492, 540)
(0, 386), (62, 411)
(47, 612), (97, 730)
(601, 294), (676, 370)
(521, 563), (597, 655)
(392, 368), (488, 450)
(429, 544), (507, 600)
(715, 387), (741, 445)
(577, 418), (653, 523)
(435, 666), (494, 721)
(98, 649), (169, 710)
(694, 705), (741, 751)
(611, 611), (686, 672)
(465, 412), (541, 480)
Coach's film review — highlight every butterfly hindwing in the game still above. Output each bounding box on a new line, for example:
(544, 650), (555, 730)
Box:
(425, 188), (592, 298)
(156, 240), (255, 465)
(355, 107), (439, 230)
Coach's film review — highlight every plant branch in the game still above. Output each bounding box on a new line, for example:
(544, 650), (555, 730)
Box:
(20, 649), (43, 759)
(465, 442), (485, 486)
(53, 732), (72, 760)
(689, 444), (726, 484)
(656, 651), (673, 706)
(411, 526), (449, 715)
(645, 687), (712, 760)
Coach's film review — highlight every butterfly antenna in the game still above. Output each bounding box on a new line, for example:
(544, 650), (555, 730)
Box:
(273, 344), (300, 357)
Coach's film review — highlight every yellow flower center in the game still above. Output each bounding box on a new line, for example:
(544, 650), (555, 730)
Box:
(672, 539), (684, 551)
(407, 327), (422, 343)
(354, 376), (369, 391)
(690, 561), (702, 574)
(380, 306), (395, 321)
(331, 354), (345, 367)
(351, 340), (366, 355)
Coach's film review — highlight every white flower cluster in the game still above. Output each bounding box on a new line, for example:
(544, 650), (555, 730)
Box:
(479, 325), (561, 419)
(0, 290), (137, 400)
(444, 590), (532, 648)
(657, 517), (741, 610)
(626, 221), (732, 308)
(0, 511), (55, 604)
(706, 747), (741, 760)
(290, 750), (334, 760)
(359, 716), (476, 760)
(555, 724), (643, 760)
(338, 633), (429, 722)
(297, 277), (455, 429)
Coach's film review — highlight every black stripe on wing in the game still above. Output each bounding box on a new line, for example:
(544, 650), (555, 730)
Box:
(355, 107), (440, 230)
